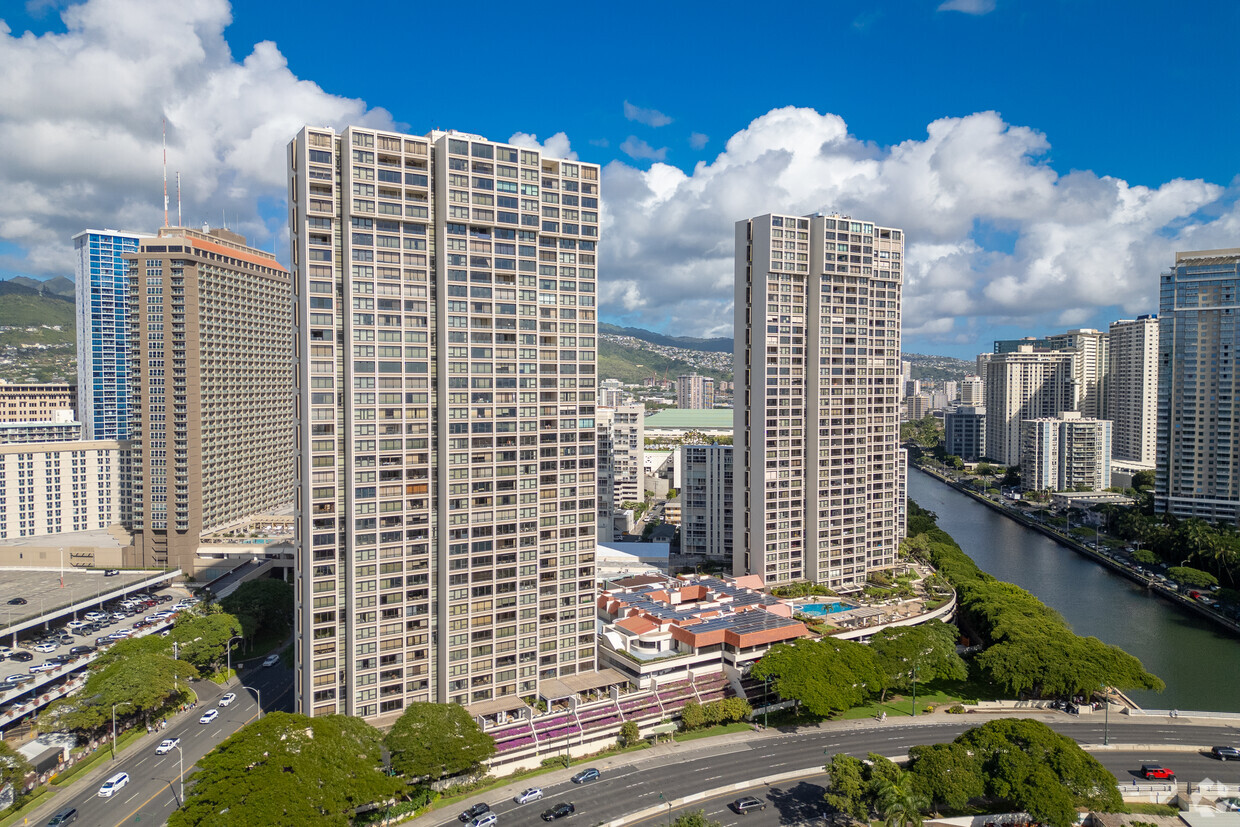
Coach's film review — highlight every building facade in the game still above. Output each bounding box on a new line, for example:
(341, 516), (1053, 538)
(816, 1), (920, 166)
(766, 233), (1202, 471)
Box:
(0, 410), (83, 444)
(1156, 249), (1240, 523)
(0, 382), (77, 423)
(1108, 315), (1159, 465)
(74, 229), (149, 440)
(676, 373), (715, 410)
(596, 405), (644, 540)
(679, 443), (732, 562)
(1044, 329), (1108, 420)
(983, 345), (1076, 466)
(123, 227), (294, 572)
(1020, 411), (1112, 493)
(959, 375), (984, 406)
(289, 126), (601, 721)
(944, 406), (986, 462)
(734, 213), (903, 589)
(0, 440), (126, 539)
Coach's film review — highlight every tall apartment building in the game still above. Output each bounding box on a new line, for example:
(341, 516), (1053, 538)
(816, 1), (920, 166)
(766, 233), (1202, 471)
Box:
(1044, 329), (1108, 419)
(679, 443), (732, 562)
(1156, 249), (1240, 523)
(74, 229), (150, 440)
(0, 382), (77, 422)
(123, 226), (294, 572)
(944, 406), (985, 462)
(942, 381), (958, 402)
(596, 405), (644, 540)
(1108, 316), (1159, 465)
(907, 393), (932, 420)
(1020, 411), (1112, 493)
(734, 213), (903, 588)
(676, 373), (715, 409)
(598, 378), (628, 408)
(289, 126), (601, 720)
(959, 375), (984, 406)
(983, 345), (1076, 465)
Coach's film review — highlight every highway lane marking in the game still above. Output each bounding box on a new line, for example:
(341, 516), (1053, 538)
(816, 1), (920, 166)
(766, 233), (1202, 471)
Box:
(134, 756), (149, 766)
(705, 775), (724, 781)
(769, 762), (788, 768)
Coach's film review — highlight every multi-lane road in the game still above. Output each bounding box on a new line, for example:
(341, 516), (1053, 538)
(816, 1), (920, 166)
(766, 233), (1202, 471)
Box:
(30, 655), (293, 827)
(428, 716), (1240, 827)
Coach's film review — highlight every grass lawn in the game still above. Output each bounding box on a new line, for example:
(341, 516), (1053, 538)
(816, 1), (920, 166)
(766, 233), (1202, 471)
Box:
(49, 727), (145, 788)
(675, 722), (751, 742)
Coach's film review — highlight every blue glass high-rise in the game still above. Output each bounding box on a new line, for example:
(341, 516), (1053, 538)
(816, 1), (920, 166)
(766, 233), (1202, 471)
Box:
(73, 229), (150, 440)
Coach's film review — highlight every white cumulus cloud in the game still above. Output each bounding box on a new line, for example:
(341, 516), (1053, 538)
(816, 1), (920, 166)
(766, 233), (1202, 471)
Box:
(508, 131), (576, 161)
(598, 105), (1237, 344)
(0, 0), (392, 276)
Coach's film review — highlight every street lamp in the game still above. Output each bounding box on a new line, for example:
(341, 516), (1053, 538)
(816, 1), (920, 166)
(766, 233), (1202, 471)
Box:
(174, 741), (185, 805)
(1100, 685), (1110, 746)
(248, 685), (262, 717)
(226, 635), (244, 683)
(763, 674), (770, 728)
(910, 662), (920, 718)
(111, 701), (132, 760)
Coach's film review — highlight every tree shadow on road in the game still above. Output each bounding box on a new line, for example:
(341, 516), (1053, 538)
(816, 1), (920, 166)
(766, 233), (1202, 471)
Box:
(766, 780), (827, 824)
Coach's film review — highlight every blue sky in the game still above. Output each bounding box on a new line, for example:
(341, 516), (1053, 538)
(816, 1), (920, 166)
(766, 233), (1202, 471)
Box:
(1, 0), (1237, 358)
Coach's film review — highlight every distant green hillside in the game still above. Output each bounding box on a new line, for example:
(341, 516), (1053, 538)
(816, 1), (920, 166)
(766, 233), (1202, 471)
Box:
(599, 323), (732, 353)
(598, 338), (731, 384)
(0, 281), (75, 334)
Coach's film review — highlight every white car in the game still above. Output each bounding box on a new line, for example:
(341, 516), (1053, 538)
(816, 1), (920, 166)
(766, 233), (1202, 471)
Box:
(98, 771), (129, 797)
(218, 692), (236, 707)
(84, 612), (107, 622)
(262, 654), (280, 668)
(155, 737), (180, 754)
(199, 708), (219, 724)
(29, 662), (58, 673)
(514, 787), (544, 804)
(33, 643), (57, 653)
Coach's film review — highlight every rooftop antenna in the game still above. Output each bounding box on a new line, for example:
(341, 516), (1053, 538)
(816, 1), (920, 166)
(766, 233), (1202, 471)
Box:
(176, 172), (182, 227)
(162, 118), (169, 227)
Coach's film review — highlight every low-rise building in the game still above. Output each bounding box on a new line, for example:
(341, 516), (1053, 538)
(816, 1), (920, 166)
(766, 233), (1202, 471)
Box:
(0, 382), (77, 423)
(596, 574), (808, 689)
(0, 410), (83, 444)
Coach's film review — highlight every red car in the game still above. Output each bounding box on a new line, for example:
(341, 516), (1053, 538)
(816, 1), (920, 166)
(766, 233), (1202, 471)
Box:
(1141, 764), (1176, 780)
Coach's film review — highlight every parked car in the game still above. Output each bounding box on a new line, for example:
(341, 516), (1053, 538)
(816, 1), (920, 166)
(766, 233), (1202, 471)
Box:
(30, 662), (59, 673)
(4, 674), (32, 685)
(157, 595), (174, 604)
(1211, 746), (1240, 761)
(9, 651), (32, 662)
(731, 796), (767, 814)
(46, 806), (79, 824)
(199, 709), (219, 724)
(459, 803), (491, 823)
(155, 738), (180, 755)
(1140, 764), (1176, 780)
(514, 788), (544, 805)
(68, 646), (95, 657)
(7, 598), (27, 606)
(84, 612), (107, 622)
(541, 802), (575, 821)
(103, 569), (120, 577)
(33, 643), (57, 653)
(218, 692), (236, 707)
(97, 772), (129, 797)
(263, 654), (280, 667)
(570, 768), (600, 784)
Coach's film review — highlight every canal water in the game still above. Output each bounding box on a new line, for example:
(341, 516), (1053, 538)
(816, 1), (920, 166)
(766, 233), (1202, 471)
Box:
(908, 468), (1240, 712)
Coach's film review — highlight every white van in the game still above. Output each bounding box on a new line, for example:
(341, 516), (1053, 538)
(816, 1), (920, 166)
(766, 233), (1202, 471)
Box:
(98, 771), (129, 797)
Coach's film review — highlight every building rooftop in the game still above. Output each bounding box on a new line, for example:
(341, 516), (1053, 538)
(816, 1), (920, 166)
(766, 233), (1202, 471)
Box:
(643, 409), (734, 431)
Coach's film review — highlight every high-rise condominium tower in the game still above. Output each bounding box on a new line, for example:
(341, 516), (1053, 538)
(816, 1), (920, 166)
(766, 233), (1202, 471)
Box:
(734, 213), (904, 588)
(595, 404), (643, 541)
(1107, 316), (1159, 465)
(74, 229), (150, 440)
(1156, 249), (1240, 523)
(124, 227), (294, 572)
(676, 373), (715, 409)
(289, 126), (600, 720)
(983, 346), (1076, 466)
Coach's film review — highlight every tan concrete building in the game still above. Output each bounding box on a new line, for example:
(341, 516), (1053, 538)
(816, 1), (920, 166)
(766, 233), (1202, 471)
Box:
(676, 373), (714, 409)
(0, 382), (77, 423)
(1020, 411), (1112, 493)
(123, 227), (293, 573)
(959, 375), (984, 406)
(0, 440), (127, 540)
(983, 345), (1076, 466)
(1107, 315), (1159, 465)
(734, 213), (904, 589)
(289, 126), (600, 721)
(597, 404), (644, 541)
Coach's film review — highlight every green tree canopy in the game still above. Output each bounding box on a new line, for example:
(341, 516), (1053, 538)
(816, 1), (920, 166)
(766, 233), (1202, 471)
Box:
(875, 769), (930, 827)
(823, 753), (870, 820)
(40, 645), (196, 733)
(170, 713), (403, 827)
(168, 612), (243, 673)
(949, 719), (1121, 826)
(1167, 566), (1218, 589)
(869, 622), (967, 703)
(383, 702), (496, 781)
(670, 811), (721, 827)
(0, 740), (32, 794)
(1131, 548), (1159, 566)
(750, 638), (884, 718)
(906, 743), (984, 812)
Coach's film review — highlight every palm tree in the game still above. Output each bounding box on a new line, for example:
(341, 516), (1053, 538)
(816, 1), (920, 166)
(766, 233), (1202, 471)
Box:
(876, 770), (930, 827)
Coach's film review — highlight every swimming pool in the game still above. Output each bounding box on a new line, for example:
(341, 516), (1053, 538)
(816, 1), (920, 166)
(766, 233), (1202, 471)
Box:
(798, 602), (846, 616)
